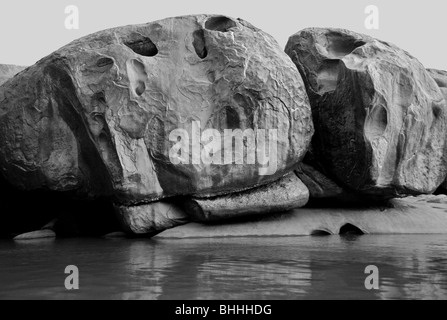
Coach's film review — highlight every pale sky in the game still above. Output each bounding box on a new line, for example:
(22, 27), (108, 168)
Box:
(0, 0), (445, 70)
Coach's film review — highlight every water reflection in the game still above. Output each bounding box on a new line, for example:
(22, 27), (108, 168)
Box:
(0, 235), (447, 299)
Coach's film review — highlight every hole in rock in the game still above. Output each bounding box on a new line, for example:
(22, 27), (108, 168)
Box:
(124, 34), (158, 57)
(433, 105), (443, 119)
(127, 59), (147, 97)
(311, 230), (331, 236)
(193, 30), (208, 59)
(135, 82), (146, 96)
(365, 105), (388, 139)
(325, 32), (366, 58)
(205, 16), (237, 32)
(96, 57), (114, 69)
(339, 223), (364, 235)
(92, 92), (107, 105)
(225, 106), (240, 129)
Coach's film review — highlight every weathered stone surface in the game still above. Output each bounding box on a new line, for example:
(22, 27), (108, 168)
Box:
(0, 15), (313, 212)
(285, 28), (447, 197)
(428, 69), (447, 191)
(0, 64), (26, 85)
(428, 69), (447, 93)
(158, 195), (447, 238)
(183, 172), (309, 222)
(13, 229), (56, 240)
(116, 201), (189, 236)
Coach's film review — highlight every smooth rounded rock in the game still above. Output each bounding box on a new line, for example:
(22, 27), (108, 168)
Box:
(0, 15), (313, 204)
(286, 28), (447, 197)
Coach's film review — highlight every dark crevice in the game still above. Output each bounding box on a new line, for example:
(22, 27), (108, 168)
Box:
(433, 105), (443, 119)
(124, 33), (158, 57)
(193, 30), (208, 59)
(311, 230), (331, 236)
(92, 92), (106, 105)
(339, 223), (365, 235)
(135, 83), (145, 96)
(96, 58), (114, 69)
(225, 106), (240, 129)
(205, 16), (237, 32)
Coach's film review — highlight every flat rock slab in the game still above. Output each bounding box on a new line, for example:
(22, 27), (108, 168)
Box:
(183, 172), (309, 222)
(13, 229), (56, 240)
(156, 195), (447, 238)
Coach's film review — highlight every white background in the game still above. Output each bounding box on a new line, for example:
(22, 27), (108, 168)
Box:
(0, 0), (444, 70)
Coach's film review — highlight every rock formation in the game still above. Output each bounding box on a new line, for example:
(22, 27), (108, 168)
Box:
(3, 19), (447, 238)
(183, 172), (309, 222)
(158, 195), (447, 238)
(427, 68), (447, 191)
(285, 28), (447, 197)
(0, 15), (313, 235)
(428, 69), (447, 96)
(0, 64), (26, 85)
(116, 201), (189, 236)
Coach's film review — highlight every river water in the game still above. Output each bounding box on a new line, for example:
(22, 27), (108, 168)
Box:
(0, 235), (446, 300)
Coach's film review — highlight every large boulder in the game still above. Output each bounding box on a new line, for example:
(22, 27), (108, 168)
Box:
(0, 64), (26, 85)
(0, 15), (313, 236)
(0, 15), (313, 205)
(285, 28), (447, 197)
(427, 68), (447, 190)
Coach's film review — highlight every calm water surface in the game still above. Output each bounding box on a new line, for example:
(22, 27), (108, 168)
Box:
(0, 235), (446, 300)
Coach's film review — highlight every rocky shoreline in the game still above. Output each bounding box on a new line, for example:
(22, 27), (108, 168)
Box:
(2, 15), (447, 240)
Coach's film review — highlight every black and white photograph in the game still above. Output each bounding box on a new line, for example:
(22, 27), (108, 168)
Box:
(0, 0), (446, 304)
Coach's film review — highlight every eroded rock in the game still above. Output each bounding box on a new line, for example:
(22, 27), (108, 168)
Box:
(0, 15), (313, 206)
(183, 172), (309, 222)
(285, 28), (447, 197)
(0, 16), (313, 235)
(427, 69), (447, 191)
